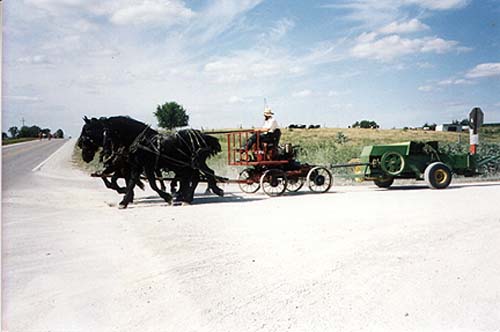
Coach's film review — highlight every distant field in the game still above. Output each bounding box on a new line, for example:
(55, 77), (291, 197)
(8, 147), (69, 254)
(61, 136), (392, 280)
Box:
(480, 125), (500, 142)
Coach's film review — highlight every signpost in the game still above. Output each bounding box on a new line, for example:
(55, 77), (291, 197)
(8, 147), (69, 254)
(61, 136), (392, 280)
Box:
(469, 107), (484, 154)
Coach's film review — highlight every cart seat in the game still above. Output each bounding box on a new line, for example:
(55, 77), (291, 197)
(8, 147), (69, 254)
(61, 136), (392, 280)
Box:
(266, 129), (281, 149)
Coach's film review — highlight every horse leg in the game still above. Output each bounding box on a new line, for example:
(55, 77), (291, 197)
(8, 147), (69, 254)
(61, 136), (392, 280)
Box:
(102, 173), (127, 194)
(155, 169), (166, 192)
(187, 171), (200, 203)
(145, 167), (172, 204)
(174, 172), (192, 204)
(206, 175), (224, 197)
(195, 151), (224, 197)
(170, 177), (178, 194)
(118, 168), (140, 209)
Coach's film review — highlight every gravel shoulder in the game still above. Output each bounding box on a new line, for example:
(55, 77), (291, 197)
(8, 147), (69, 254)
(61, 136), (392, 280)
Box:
(3, 139), (500, 332)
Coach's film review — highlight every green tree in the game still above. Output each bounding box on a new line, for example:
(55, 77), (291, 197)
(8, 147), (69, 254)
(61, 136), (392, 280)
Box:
(352, 120), (379, 129)
(54, 129), (64, 138)
(2, 132), (8, 140)
(8, 126), (19, 138)
(18, 125), (41, 138)
(154, 101), (189, 130)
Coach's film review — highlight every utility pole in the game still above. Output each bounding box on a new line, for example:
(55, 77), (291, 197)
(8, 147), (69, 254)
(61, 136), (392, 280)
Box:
(21, 117), (25, 127)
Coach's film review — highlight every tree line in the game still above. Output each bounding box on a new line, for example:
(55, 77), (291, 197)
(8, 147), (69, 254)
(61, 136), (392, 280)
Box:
(4, 125), (65, 139)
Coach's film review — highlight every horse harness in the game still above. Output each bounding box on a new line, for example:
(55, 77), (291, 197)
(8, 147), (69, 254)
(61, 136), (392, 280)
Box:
(126, 127), (213, 176)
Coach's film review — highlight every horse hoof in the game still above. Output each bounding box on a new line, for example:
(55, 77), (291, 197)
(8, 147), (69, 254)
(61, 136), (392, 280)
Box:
(173, 201), (191, 206)
(118, 203), (128, 209)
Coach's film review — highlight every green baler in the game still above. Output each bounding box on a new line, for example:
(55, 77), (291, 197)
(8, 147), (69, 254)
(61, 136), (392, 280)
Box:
(357, 141), (479, 189)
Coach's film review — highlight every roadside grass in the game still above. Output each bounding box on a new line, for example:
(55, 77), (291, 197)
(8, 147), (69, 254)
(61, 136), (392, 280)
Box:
(72, 145), (102, 173)
(2, 137), (39, 145)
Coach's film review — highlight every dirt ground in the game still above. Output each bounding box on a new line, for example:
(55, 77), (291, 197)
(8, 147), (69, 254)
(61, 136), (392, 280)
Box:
(3, 139), (500, 332)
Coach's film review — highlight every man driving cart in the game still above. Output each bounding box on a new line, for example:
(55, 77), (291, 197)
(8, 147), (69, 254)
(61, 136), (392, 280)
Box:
(244, 107), (281, 151)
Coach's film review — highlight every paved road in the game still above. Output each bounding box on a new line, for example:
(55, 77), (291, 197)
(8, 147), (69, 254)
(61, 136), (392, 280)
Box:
(2, 139), (68, 190)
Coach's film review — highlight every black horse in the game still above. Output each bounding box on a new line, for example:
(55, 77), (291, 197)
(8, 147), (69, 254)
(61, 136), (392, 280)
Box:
(78, 116), (142, 194)
(80, 116), (224, 208)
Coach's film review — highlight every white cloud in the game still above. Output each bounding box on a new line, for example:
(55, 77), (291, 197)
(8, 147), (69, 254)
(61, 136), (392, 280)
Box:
(328, 90), (351, 97)
(228, 96), (252, 104)
(203, 51), (287, 83)
(378, 19), (429, 34)
(202, 44), (333, 84)
(420, 37), (458, 53)
(351, 34), (459, 61)
(292, 89), (312, 98)
(110, 0), (194, 26)
(24, 0), (195, 28)
(330, 103), (353, 109)
(17, 55), (52, 65)
(24, 0), (88, 10)
(418, 85), (433, 92)
(406, 0), (470, 10)
(438, 78), (474, 85)
(417, 62), (435, 69)
(188, 0), (264, 44)
(262, 18), (295, 42)
(4, 95), (42, 103)
(356, 32), (378, 43)
(465, 63), (500, 78)
(323, 0), (470, 28)
(87, 49), (120, 58)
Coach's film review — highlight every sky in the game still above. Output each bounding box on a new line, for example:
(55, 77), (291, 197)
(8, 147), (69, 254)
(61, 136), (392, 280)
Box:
(2, 0), (500, 136)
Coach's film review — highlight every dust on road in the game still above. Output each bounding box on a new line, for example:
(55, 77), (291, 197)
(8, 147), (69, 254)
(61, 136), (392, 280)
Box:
(2, 139), (500, 332)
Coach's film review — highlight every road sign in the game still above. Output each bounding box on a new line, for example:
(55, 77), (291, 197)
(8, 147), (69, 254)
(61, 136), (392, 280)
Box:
(469, 107), (484, 134)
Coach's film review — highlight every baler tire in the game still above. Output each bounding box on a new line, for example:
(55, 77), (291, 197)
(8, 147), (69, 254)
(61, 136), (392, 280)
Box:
(424, 162), (452, 189)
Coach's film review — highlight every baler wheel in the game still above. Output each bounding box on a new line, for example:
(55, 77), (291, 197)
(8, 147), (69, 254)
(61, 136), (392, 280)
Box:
(374, 177), (394, 188)
(424, 162), (452, 189)
(380, 151), (405, 176)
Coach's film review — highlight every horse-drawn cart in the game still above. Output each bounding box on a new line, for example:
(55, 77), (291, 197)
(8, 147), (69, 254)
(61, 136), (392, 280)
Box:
(225, 130), (333, 196)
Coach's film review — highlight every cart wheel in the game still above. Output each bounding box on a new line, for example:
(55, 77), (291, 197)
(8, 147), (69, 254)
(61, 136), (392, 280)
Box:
(307, 166), (333, 193)
(380, 151), (405, 176)
(424, 162), (452, 189)
(374, 177), (394, 188)
(286, 177), (304, 192)
(260, 169), (287, 197)
(238, 168), (260, 193)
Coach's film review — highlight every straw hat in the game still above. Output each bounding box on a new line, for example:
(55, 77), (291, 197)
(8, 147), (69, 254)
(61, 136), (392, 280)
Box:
(263, 107), (274, 116)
